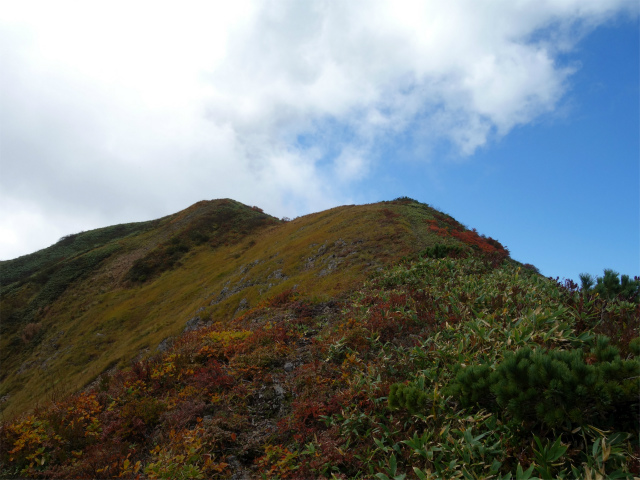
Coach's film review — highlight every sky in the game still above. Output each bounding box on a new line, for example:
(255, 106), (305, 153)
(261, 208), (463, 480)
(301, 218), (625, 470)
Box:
(0, 0), (638, 283)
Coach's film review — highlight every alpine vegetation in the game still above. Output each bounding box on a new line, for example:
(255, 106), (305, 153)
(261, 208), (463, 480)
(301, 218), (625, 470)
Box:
(1, 199), (637, 479)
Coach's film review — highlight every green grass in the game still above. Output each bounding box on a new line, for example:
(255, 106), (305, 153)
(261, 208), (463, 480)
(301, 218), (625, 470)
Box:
(0, 219), (158, 287)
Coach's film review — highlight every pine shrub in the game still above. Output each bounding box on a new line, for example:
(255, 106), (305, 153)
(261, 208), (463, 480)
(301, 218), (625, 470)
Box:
(445, 364), (495, 409)
(420, 244), (464, 259)
(388, 383), (431, 414)
(446, 340), (639, 431)
(580, 269), (640, 302)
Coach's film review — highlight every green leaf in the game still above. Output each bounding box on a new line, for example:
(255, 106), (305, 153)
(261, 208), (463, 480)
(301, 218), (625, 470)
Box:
(592, 437), (602, 458)
(490, 459), (502, 474)
(516, 464), (536, 480)
(374, 437), (388, 452)
(413, 467), (428, 480)
(547, 437), (567, 462)
(389, 454), (397, 475)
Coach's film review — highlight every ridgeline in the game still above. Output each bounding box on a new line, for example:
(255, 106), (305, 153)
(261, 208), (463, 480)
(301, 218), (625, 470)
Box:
(0, 198), (637, 479)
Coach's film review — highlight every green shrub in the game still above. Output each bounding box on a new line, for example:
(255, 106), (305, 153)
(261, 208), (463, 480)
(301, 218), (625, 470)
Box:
(446, 341), (639, 431)
(420, 244), (464, 259)
(444, 364), (493, 410)
(0, 221), (155, 287)
(521, 263), (540, 275)
(580, 269), (640, 302)
(388, 383), (430, 414)
(126, 238), (189, 283)
(392, 196), (417, 203)
(4, 244), (121, 327)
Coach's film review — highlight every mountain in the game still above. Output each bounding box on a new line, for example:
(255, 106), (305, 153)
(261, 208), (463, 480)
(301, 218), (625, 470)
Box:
(0, 198), (637, 479)
(0, 198), (467, 418)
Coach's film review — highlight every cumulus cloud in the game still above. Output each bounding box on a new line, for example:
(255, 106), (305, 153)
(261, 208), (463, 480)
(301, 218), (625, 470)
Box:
(0, 0), (636, 259)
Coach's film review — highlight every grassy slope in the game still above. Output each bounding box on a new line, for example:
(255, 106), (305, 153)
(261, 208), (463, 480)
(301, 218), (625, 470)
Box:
(0, 199), (452, 418)
(0, 199), (277, 415)
(0, 219), (159, 287)
(0, 245), (637, 478)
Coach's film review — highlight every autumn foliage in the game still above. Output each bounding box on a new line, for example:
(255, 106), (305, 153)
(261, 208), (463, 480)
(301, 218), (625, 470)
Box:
(426, 213), (509, 266)
(1, 247), (638, 478)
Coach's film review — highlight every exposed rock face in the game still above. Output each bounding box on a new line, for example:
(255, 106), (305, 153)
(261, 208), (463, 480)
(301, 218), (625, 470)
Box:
(183, 316), (202, 333)
(211, 286), (231, 306)
(209, 261), (273, 306)
(252, 382), (287, 418)
(183, 312), (215, 334)
(234, 298), (250, 317)
(156, 337), (174, 353)
(267, 269), (287, 280)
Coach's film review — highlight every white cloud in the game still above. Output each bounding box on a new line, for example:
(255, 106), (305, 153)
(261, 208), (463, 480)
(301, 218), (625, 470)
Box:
(333, 147), (370, 183)
(0, 0), (636, 259)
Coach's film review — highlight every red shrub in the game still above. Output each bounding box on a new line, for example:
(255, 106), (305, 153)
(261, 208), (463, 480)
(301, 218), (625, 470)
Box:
(264, 288), (299, 308)
(160, 399), (207, 430)
(186, 360), (235, 392)
(428, 225), (449, 237)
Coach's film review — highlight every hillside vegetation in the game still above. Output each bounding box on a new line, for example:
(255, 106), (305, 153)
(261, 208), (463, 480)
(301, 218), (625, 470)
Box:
(1, 199), (637, 479)
(0, 198), (454, 419)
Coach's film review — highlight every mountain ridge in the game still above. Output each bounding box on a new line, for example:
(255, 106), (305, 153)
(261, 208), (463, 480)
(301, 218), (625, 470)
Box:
(1, 197), (474, 418)
(1, 198), (638, 479)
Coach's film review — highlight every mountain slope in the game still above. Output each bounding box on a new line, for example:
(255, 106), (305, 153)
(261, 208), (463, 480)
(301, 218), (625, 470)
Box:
(0, 217), (637, 478)
(0, 198), (482, 418)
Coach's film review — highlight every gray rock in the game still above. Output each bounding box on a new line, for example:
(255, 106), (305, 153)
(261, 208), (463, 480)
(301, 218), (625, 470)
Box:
(157, 337), (174, 352)
(210, 287), (230, 305)
(284, 362), (294, 372)
(17, 361), (34, 374)
(234, 298), (250, 317)
(240, 260), (260, 275)
(183, 316), (202, 333)
(268, 269), (287, 280)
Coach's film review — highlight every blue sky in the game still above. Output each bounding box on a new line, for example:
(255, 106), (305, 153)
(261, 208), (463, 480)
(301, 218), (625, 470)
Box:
(365, 19), (639, 281)
(0, 1), (638, 283)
